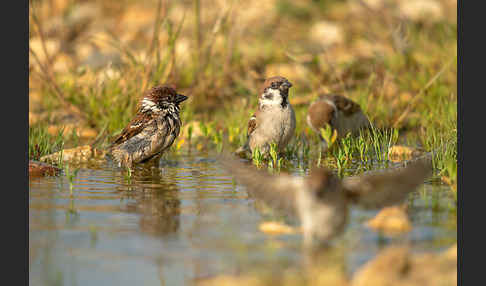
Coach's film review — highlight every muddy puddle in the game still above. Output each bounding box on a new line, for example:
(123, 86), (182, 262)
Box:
(29, 150), (456, 285)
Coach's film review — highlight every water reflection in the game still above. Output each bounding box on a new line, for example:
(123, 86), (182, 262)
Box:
(120, 167), (181, 236)
(29, 151), (457, 285)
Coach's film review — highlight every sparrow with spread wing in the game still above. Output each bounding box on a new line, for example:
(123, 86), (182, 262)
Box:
(220, 155), (432, 247)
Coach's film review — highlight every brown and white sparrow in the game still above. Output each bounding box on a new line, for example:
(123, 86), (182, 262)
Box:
(109, 85), (188, 167)
(236, 76), (296, 157)
(307, 94), (371, 151)
(220, 155), (432, 247)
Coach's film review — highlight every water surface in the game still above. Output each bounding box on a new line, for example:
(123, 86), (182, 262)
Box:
(29, 151), (457, 285)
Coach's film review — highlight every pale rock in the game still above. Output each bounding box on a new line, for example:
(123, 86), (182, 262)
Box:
(352, 39), (390, 59)
(309, 21), (344, 49)
(259, 221), (299, 235)
(352, 246), (411, 286)
(362, 0), (385, 10)
(234, 0), (278, 30)
(40, 145), (107, 164)
(52, 53), (73, 73)
(398, 0), (444, 23)
(30, 38), (60, 63)
(175, 38), (192, 65)
(352, 244), (457, 286)
(387, 145), (423, 162)
(76, 43), (95, 62)
(98, 66), (121, 82)
(29, 161), (61, 178)
(365, 205), (412, 235)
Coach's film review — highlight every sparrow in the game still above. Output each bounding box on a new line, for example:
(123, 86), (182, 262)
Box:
(109, 85), (188, 167)
(236, 76), (296, 157)
(220, 154), (432, 247)
(307, 94), (371, 151)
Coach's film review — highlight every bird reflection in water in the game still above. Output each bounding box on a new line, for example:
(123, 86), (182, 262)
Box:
(118, 165), (181, 236)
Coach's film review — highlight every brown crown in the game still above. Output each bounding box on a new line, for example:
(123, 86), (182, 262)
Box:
(259, 76), (291, 95)
(145, 85), (178, 101)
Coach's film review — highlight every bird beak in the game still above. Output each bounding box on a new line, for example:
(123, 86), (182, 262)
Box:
(280, 81), (292, 91)
(175, 94), (188, 103)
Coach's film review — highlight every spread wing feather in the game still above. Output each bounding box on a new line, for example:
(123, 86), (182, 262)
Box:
(219, 155), (300, 214)
(342, 157), (433, 209)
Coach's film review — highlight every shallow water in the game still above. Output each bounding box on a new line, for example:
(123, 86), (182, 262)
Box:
(29, 150), (457, 285)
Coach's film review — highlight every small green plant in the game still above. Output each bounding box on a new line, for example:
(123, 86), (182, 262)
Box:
(300, 140), (310, 161)
(335, 147), (348, 178)
(341, 134), (353, 161)
(370, 127), (384, 162)
(187, 125), (193, 142)
(283, 142), (299, 159)
(268, 142), (283, 171)
(319, 125), (338, 152)
(364, 126), (399, 165)
(69, 128), (80, 147)
(28, 0), (457, 201)
(64, 164), (79, 197)
(252, 147), (264, 167)
(200, 121), (214, 138)
(316, 149), (322, 167)
(124, 167), (132, 184)
(213, 129), (224, 153)
(57, 142), (65, 169)
(29, 124), (65, 161)
(227, 126), (241, 146)
(441, 157), (457, 197)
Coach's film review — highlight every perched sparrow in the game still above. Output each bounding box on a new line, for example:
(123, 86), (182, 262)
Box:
(220, 155), (432, 247)
(236, 76), (296, 157)
(110, 85), (188, 167)
(307, 94), (371, 151)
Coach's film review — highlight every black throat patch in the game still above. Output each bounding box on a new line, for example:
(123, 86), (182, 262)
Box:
(281, 90), (289, 108)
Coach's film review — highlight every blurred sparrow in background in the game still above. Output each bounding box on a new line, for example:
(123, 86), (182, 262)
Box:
(307, 94), (371, 152)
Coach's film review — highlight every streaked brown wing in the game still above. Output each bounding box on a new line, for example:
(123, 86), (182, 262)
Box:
(219, 155), (300, 214)
(329, 94), (362, 116)
(247, 111), (259, 137)
(342, 157), (432, 209)
(111, 113), (153, 147)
